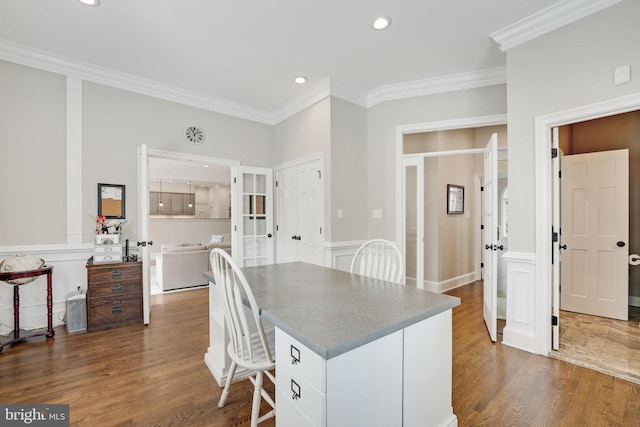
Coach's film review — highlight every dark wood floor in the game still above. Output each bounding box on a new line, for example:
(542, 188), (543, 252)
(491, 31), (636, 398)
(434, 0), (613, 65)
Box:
(1, 282), (639, 426)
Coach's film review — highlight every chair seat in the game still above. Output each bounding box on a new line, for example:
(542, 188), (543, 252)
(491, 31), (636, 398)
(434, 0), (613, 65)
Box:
(227, 323), (276, 371)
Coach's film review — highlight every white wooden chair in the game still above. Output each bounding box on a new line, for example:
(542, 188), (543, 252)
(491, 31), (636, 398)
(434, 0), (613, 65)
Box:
(350, 239), (404, 284)
(210, 248), (275, 426)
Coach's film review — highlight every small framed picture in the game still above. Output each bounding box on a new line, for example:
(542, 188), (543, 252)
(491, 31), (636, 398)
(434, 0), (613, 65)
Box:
(447, 184), (464, 214)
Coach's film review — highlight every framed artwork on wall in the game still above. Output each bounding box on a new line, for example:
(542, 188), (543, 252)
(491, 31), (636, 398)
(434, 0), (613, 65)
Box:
(98, 183), (126, 219)
(447, 184), (464, 214)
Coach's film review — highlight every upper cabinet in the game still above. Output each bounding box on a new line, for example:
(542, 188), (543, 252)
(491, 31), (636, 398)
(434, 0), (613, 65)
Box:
(149, 184), (230, 218)
(149, 192), (194, 216)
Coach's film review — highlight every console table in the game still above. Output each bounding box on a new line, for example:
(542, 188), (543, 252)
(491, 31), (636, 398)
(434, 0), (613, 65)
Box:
(0, 265), (54, 352)
(204, 262), (461, 427)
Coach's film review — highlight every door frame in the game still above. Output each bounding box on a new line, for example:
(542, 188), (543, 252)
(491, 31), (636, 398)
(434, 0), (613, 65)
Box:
(395, 114), (507, 289)
(137, 147), (239, 312)
(535, 92), (640, 355)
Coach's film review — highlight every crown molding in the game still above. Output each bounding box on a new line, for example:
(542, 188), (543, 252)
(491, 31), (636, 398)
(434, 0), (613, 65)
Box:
(366, 67), (506, 107)
(490, 0), (623, 52)
(269, 77), (332, 125)
(0, 38), (504, 126)
(0, 39), (274, 125)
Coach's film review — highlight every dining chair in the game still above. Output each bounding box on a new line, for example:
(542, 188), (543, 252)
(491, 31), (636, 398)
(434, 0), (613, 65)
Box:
(210, 248), (275, 427)
(350, 239), (404, 284)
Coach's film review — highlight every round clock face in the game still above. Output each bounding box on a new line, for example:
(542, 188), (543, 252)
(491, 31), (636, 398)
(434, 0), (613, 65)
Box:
(184, 126), (205, 145)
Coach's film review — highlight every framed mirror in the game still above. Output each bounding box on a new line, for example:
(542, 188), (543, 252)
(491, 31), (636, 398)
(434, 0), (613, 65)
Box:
(447, 184), (464, 214)
(98, 183), (126, 219)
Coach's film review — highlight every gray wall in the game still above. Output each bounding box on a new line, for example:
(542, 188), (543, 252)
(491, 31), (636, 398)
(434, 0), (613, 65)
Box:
(0, 67), (275, 246)
(506, 0), (640, 253)
(366, 85), (508, 242)
(0, 60), (67, 246)
(82, 82), (274, 244)
(329, 97), (368, 241)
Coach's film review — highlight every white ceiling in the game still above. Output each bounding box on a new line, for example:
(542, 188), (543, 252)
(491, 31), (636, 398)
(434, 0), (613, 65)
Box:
(0, 0), (566, 117)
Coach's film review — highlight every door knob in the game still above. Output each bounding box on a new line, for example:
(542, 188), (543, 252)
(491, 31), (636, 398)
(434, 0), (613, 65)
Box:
(485, 244), (491, 250)
(559, 244), (567, 250)
(617, 241), (626, 247)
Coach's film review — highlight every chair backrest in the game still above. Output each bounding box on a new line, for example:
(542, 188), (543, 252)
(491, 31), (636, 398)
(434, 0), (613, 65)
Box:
(350, 239), (404, 284)
(210, 248), (274, 364)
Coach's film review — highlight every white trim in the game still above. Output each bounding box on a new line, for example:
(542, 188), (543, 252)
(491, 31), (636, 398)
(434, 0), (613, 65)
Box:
(417, 272), (477, 294)
(535, 92), (640, 356)
(502, 251), (536, 353)
(490, 0), (622, 52)
(368, 68), (506, 107)
(0, 39), (274, 125)
(273, 152), (324, 171)
(0, 39), (507, 126)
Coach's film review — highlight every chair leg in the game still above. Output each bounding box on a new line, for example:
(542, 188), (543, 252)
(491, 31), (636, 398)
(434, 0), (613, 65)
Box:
(218, 361), (237, 408)
(250, 371), (264, 427)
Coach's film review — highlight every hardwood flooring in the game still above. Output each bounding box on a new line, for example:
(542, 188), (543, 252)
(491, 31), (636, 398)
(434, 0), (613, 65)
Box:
(1, 281), (639, 426)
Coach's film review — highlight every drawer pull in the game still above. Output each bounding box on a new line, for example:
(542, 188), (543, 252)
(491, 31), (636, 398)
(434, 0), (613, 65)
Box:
(290, 345), (300, 365)
(111, 270), (121, 278)
(112, 284), (122, 292)
(112, 306), (122, 314)
(291, 379), (301, 400)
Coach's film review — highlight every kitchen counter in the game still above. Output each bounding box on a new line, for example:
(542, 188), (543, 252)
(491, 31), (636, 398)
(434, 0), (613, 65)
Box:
(210, 261), (460, 359)
(204, 261), (461, 426)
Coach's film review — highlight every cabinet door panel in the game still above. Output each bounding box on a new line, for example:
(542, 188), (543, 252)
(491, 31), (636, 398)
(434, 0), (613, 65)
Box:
(326, 330), (403, 427)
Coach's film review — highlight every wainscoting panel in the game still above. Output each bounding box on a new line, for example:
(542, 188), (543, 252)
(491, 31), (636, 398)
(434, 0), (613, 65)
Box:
(502, 251), (537, 353)
(324, 241), (366, 272)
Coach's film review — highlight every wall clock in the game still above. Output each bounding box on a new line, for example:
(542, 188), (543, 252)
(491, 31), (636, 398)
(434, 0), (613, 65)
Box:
(184, 126), (205, 145)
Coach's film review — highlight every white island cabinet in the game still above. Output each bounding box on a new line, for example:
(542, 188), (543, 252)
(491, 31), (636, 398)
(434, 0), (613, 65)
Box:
(204, 262), (460, 427)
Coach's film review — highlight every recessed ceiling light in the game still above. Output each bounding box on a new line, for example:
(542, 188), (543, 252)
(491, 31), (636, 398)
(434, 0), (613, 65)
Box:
(203, 164), (209, 168)
(372, 16), (392, 30)
(77, 0), (100, 6)
(294, 76), (308, 84)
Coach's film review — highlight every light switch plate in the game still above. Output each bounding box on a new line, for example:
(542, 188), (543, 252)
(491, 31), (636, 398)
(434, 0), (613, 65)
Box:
(372, 209), (383, 219)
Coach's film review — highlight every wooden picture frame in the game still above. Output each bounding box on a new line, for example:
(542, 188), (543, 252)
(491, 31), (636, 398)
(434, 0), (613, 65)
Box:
(98, 183), (126, 219)
(447, 184), (464, 214)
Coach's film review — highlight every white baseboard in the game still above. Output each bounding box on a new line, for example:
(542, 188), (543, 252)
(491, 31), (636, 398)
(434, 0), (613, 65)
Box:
(407, 272), (476, 293)
(630, 295), (640, 308)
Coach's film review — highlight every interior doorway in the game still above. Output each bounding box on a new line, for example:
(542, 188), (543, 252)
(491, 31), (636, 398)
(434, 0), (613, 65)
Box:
(549, 111), (640, 381)
(397, 118), (507, 345)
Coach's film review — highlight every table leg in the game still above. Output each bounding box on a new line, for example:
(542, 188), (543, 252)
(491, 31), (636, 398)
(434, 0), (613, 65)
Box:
(46, 271), (54, 338)
(13, 285), (19, 340)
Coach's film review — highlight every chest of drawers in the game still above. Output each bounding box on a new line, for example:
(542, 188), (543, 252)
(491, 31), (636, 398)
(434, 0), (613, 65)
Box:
(86, 261), (142, 332)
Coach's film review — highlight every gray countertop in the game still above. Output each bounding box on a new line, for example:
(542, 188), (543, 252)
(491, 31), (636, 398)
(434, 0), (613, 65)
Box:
(204, 262), (460, 360)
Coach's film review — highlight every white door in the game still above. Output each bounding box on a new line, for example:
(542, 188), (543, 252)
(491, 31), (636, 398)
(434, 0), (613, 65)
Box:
(296, 161), (323, 265)
(275, 158), (324, 265)
(276, 165), (299, 263)
(232, 166), (274, 267)
(560, 149), (629, 320)
(137, 144), (151, 324)
(483, 133), (498, 342)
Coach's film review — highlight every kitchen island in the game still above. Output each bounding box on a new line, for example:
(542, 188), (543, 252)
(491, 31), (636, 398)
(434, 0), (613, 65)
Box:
(204, 262), (460, 427)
